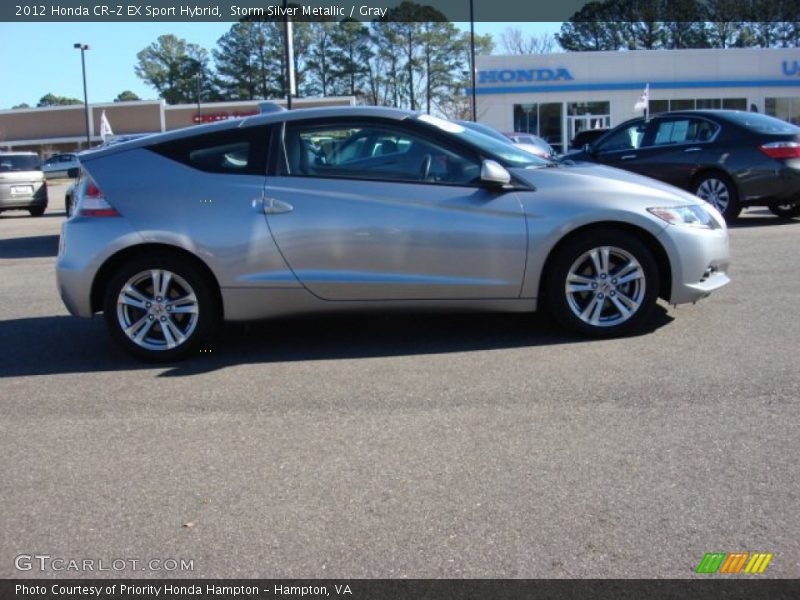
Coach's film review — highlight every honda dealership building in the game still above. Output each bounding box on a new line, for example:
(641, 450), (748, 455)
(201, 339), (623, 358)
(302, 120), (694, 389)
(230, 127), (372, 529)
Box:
(475, 47), (800, 152)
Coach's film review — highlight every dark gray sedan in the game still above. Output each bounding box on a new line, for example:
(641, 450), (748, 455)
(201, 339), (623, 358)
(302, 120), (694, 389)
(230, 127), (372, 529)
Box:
(568, 110), (800, 221)
(56, 106), (730, 361)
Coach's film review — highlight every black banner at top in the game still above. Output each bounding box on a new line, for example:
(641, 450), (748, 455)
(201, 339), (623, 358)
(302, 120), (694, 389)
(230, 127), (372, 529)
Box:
(9, 0), (800, 23)
(2, 0), (589, 22)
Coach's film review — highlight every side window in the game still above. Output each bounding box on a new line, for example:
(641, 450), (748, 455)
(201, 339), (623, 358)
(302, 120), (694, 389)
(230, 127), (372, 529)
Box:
(149, 126), (270, 175)
(654, 119), (692, 145)
(596, 124), (646, 153)
(281, 121), (481, 185)
(652, 119), (719, 146)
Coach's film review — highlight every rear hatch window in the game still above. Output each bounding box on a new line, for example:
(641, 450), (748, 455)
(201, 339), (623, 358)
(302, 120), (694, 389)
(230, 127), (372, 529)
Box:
(0, 155), (41, 172)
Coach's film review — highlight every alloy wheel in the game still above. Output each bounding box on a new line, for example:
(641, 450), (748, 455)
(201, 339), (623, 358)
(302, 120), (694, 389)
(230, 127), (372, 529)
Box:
(696, 178), (730, 213)
(565, 246), (646, 328)
(116, 269), (200, 351)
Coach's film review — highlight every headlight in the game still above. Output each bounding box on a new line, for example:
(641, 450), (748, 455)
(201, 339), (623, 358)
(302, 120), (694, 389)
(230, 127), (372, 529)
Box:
(647, 205), (720, 229)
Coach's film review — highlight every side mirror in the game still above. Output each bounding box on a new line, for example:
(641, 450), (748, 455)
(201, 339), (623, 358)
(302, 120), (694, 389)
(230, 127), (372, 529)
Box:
(480, 160), (511, 187)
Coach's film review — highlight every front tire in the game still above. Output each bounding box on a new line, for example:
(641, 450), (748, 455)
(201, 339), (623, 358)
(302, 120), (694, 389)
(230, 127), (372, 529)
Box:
(769, 203), (800, 219)
(103, 254), (219, 361)
(545, 230), (660, 337)
(694, 173), (740, 222)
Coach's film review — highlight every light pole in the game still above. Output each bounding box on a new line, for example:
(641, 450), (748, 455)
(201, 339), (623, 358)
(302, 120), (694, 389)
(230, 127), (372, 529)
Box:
(469, 0), (477, 122)
(73, 43), (91, 147)
(195, 71), (202, 116)
(283, 0), (295, 109)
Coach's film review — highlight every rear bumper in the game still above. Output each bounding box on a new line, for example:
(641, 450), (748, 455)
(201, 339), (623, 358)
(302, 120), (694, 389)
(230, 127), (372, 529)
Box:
(0, 181), (48, 208)
(56, 217), (144, 318)
(739, 161), (800, 206)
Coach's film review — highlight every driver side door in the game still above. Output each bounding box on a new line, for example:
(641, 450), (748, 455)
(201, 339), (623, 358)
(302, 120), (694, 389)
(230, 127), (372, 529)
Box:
(262, 118), (528, 301)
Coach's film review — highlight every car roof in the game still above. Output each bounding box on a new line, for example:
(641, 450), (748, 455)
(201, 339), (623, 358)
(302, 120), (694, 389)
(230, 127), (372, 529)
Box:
(80, 106), (417, 161)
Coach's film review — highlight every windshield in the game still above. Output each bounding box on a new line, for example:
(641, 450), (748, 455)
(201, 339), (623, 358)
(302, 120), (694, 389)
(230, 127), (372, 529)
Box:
(417, 115), (550, 167)
(0, 155), (41, 172)
(724, 112), (800, 135)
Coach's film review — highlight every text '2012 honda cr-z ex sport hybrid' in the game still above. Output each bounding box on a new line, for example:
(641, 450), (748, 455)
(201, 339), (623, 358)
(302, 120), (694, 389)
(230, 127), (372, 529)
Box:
(56, 106), (730, 361)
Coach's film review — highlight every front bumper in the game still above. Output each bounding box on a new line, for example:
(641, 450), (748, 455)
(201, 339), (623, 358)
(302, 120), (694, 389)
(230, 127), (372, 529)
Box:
(657, 223), (731, 305)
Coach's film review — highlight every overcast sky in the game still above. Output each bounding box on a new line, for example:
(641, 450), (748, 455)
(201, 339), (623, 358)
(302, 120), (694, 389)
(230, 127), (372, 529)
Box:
(0, 22), (561, 109)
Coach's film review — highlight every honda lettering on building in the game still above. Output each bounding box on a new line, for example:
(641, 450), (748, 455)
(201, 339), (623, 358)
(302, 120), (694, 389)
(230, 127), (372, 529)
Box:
(478, 68), (574, 85)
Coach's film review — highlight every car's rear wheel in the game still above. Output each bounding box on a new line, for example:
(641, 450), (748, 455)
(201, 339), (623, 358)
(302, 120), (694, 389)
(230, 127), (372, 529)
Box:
(694, 173), (740, 222)
(28, 206), (46, 217)
(103, 254), (219, 361)
(769, 202), (800, 219)
(545, 230), (659, 337)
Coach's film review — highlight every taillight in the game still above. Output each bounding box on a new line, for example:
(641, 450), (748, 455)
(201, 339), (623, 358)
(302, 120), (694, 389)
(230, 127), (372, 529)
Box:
(758, 141), (800, 159)
(78, 177), (120, 217)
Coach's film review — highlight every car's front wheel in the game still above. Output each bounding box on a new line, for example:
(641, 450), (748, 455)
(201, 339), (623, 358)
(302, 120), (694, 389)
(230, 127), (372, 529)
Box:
(769, 202), (800, 219)
(694, 173), (740, 222)
(103, 254), (219, 361)
(545, 230), (660, 337)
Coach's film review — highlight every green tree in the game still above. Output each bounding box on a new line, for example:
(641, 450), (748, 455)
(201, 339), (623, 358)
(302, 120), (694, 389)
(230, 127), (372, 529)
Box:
(305, 21), (337, 96)
(135, 34), (211, 104)
(213, 22), (283, 100)
(37, 93), (82, 107)
(114, 90), (140, 102)
(12, 103), (31, 109)
(329, 19), (373, 98)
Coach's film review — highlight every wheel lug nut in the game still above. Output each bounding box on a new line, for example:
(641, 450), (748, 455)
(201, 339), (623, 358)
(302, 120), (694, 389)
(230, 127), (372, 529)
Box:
(145, 302), (151, 308)
(600, 273), (607, 279)
(610, 291), (616, 296)
(597, 293), (604, 299)
(591, 283), (598, 289)
(148, 315), (154, 320)
(166, 305), (172, 311)
(160, 316), (166, 322)
(611, 279), (617, 284)
(156, 297), (162, 302)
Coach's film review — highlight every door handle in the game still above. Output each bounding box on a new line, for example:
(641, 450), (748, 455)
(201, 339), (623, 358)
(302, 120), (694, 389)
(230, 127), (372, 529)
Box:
(684, 147), (702, 153)
(621, 154), (637, 160)
(263, 197), (294, 215)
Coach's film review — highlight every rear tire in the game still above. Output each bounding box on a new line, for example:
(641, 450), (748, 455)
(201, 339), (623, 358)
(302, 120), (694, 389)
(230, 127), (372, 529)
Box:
(694, 172), (741, 222)
(545, 230), (660, 337)
(103, 254), (220, 362)
(28, 206), (46, 217)
(769, 203), (800, 219)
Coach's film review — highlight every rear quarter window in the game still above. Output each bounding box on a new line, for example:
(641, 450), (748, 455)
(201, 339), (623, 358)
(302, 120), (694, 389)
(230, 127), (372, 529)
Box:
(148, 126), (270, 175)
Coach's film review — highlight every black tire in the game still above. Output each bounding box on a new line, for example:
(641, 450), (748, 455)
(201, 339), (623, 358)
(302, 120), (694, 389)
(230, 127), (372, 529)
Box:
(65, 194), (73, 218)
(103, 253), (220, 362)
(545, 229), (660, 337)
(769, 203), (800, 219)
(28, 206), (46, 217)
(693, 172), (741, 222)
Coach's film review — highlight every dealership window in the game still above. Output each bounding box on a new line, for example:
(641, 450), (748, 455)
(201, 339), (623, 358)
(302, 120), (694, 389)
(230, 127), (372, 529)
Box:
(513, 103), (564, 152)
(650, 98), (747, 113)
(766, 97), (800, 125)
(567, 101), (610, 145)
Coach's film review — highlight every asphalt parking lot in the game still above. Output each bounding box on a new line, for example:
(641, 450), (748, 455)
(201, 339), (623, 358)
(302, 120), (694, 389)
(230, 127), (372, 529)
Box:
(1, 182), (799, 578)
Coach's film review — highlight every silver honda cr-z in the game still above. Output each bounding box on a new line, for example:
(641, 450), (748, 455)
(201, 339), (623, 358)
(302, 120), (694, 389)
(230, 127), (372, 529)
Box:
(56, 106), (730, 361)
